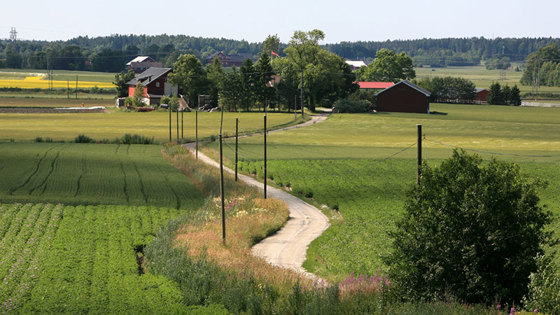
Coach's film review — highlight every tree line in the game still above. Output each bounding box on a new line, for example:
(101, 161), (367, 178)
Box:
(2, 35), (560, 72)
(118, 32), (357, 111)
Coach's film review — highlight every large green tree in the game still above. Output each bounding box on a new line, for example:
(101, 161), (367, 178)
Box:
(253, 52), (275, 110)
(206, 57), (224, 108)
(113, 70), (136, 98)
(521, 44), (560, 87)
(261, 34), (281, 56)
(358, 48), (415, 82)
(168, 54), (209, 107)
(282, 30), (356, 110)
(386, 150), (553, 304)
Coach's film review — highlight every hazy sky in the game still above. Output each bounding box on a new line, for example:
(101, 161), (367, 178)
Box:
(1, 0), (559, 43)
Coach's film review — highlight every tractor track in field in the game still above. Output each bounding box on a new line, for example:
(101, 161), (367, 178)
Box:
(9, 145), (60, 195)
(183, 114), (330, 280)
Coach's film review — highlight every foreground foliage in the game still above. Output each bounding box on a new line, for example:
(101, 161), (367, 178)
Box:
(387, 150), (553, 304)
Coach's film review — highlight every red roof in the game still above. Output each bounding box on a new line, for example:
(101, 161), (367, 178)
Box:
(357, 81), (394, 89)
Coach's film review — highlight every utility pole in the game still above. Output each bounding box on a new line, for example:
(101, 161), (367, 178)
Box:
(235, 118), (239, 181)
(417, 124), (422, 186)
(264, 114), (267, 199)
(176, 108), (179, 143)
(67, 80), (69, 99)
(181, 110), (184, 140)
(195, 109), (198, 159)
(168, 106), (172, 143)
(300, 69), (304, 117)
(219, 106), (226, 245)
(9, 27), (17, 41)
(75, 75), (78, 99)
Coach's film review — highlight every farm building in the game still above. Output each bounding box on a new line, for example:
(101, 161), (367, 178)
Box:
(126, 56), (163, 73)
(475, 88), (489, 103)
(357, 81), (394, 90)
(205, 51), (253, 67)
(345, 60), (367, 70)
(126, 67), (178, 106)
(375, 80), (431, 113)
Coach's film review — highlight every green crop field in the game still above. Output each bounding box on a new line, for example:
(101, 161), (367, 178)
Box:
(0, 202), (191, 313)
(415, 65), (560, 95)
(208, 103), (560, 280)
(0, 111), (299, 142)
(0, 143), (206, 209)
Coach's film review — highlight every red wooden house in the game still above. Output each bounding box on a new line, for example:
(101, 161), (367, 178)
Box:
(127, 67), (178, 105)
(375, 80), (431, 113)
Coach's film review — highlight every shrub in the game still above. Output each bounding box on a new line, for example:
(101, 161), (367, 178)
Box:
(386, 150), (553, 304)
(332, 99), (370, 113)
(35, 136), (43, 142)
(119, 134), (155, 145)
(522, 254), (560, 314)
(74, 134), (95, 143)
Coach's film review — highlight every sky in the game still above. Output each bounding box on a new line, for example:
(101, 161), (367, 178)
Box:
(1, 0), (559, 44)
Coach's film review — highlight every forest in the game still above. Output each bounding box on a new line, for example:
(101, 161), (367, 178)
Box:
(1, 35), (560, 72)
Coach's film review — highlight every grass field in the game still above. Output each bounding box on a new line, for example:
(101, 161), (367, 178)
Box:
(0, 97), (114, 107)
(0, 111), (299, 142)
(206, 104), (560, 281)
(415, 65), (560, 96)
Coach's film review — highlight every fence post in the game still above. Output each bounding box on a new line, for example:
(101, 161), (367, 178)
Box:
(219, 133), (226, 245)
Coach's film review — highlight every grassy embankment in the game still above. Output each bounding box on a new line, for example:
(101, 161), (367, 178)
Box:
(205, 103), (560, 282)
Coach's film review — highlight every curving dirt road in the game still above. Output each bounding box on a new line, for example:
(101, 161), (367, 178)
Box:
(183, 114), (329, 279)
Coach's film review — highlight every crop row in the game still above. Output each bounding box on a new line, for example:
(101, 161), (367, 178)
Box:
(0, 143), (206, 210)
(0, 203), (189, 313)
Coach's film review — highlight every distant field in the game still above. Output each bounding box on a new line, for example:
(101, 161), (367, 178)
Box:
(0, 97), (114, 107)
(0, 143), (206, 209)
(0, 111), (298, 142)
(0, 69), (116, 83)
(207, 104), (560, 280)
(415, 65), (560, 96)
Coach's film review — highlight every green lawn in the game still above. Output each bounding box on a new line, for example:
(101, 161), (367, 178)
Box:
(0, 111), (300, 142)
(207, 104), (560, 281)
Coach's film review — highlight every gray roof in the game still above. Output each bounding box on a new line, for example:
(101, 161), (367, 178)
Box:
(375, 80), (431, 97)
(127, 67), (172, 86)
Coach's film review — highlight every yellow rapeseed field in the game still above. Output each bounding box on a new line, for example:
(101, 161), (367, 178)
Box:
(0, 75), (115, 89)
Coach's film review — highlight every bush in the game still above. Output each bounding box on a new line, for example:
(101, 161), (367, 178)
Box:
(386, 150), (553, 304)
(119, 134), (155, 145)
(332, 99), (370, 113)
(74, 134), (95, 143)
(522, 254), (560, 314)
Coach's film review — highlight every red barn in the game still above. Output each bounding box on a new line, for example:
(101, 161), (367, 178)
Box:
(475, 88), (489, 103)
(375, 80), (431, 113)
(127, 67), (178, 105)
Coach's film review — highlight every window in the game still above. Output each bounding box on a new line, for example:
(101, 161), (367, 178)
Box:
(156, 81), (160, 87)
